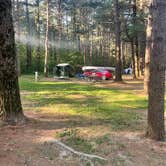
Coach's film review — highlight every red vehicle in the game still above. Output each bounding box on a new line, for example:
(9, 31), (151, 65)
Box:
(83, 69), (95, 77)
(83, 69), (113, 80)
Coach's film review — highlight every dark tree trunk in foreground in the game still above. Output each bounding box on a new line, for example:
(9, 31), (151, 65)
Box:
(146, 0), (166, 141)
(115, 0), (122, 81)
(0, 0), (25, 124)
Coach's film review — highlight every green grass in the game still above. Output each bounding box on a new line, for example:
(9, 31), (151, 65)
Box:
(20, 75), (147, 131)
(19, 75), (148, 155)
(56, 128), (95, 153)
(19, 76), (166, 162)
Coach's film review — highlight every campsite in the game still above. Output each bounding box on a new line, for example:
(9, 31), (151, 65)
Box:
(0, 0), (166, 166)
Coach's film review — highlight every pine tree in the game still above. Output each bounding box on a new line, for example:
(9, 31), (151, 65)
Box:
(0, 0), (25, 124)
(146, 0), (166, 141)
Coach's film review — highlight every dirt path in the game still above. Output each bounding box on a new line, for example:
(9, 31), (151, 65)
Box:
(0, 112), (82, 166)
(0, 111), (165, 166)
(0, 79), (165, 166)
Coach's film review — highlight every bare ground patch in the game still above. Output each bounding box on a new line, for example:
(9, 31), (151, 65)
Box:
(0, 78), (165, 166)
(0, 111), (165, 166)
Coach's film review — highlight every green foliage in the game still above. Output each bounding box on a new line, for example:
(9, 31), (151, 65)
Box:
(59, 50), (84, 68)
(14, 0), (148, 75)
(18, 45), (84, 74)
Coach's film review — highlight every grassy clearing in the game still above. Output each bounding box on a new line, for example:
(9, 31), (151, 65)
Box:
(20, 75), (148, 155)
(20, 76), (147, 118)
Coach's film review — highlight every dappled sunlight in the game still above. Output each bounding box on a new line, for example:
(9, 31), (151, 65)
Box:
(3, 76), (164, 165)
(66, 94), (88, 100)
(20, 76), (148, 132)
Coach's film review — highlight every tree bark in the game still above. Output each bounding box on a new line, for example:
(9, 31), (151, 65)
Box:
(72, 3), (77, 49)
(0, 0), (25, 124)
(35, 0), (41, 72)
(16, 0), (21, 76)
(25, 0), (32, 71)
(44, 0), (49, 77)
(131, 40), (136, 79)
(135, 37), (140, 78)
(146, 0), (166, 141)
(89, 32), (93, 65)
(57, 0), (62, 63)
(115, 0), (122, 81)
(133, 0), (140, 78)
(12, 0), (21, 76)
(139, 35), (146, 76)
(144, 39), (150, 94)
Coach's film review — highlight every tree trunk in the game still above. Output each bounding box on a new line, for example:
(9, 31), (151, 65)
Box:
(115, 0), (122, 81)
(0, 0), (25, 124)
(57, 0), (62, 62)
(131, 41), (136, 79)
(35, 0), (41, 72)
(139, 35), (146, 76)
(133, 0), (140, 79)
(135, 38), (140, 78)
(146, 0), (166, 141)
(72, 3), (77, 49)
(44, 0), (49, 77)
(144, 41), (150, 94)
(89, 32), (93, 65)
(83, 45), (86, 66)
(12, 0), (21, 76)
(25, 0), (32, 71)
(15, 0), (21, 76)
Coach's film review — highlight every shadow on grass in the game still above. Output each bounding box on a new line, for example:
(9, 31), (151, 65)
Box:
(28, 114), (93, 130)
(21, 79), (147, 131)
(20, 80), (124, 92)
(26, 105), (144, 131)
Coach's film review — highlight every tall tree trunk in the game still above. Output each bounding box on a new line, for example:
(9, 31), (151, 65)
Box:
(57, 0), (62, 63)
(77, 35), (81, 51)
(131, 41), (136, 79)
(44, 0), (49, 77)
(135, 37), (140, 77)
(12, 0), (21, 76)
(65, 10), (70, 50)
(121, 41), (125, 69)
(146, 0), (166, 141)
(101, 41), (104, 66)
(72, 3), (77, 49)
(35, 0), (41, 72)
(139, 35), (146, 76)
(12, 0), (15, 15)
(25, 0), (32, 71)
(83, 45), (86, 66)
(144, 42), (150, 94)
(115, 0), (122, 81)
(0, 0), (25, 124)
(89, 32), (93, 65)
(133, 0), (140, 78)
(16, 0), (21, 76)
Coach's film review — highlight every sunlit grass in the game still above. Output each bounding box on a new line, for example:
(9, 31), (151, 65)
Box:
(20, 76), (148, 131)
